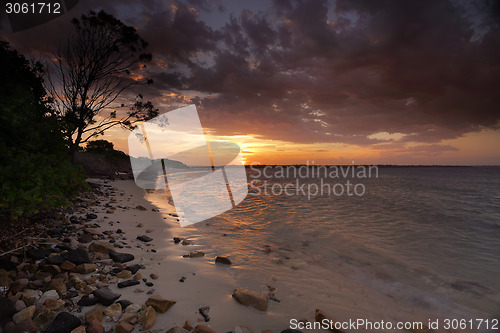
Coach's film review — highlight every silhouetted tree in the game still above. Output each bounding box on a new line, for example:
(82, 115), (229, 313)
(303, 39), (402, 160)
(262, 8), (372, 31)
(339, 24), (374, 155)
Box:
(48, 10), (158, 150)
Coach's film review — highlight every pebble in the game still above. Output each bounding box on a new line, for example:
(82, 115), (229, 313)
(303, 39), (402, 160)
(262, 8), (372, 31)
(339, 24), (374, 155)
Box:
(85, 305), (104, 324)
(93, 288), (121, 306)
(109, 252), (135, 263)
(199, 306), (210, 322)
(116, 270), (132, 279)
(232, 288), (268, 311)
(12, 305), (36, 324)
(189, 251), (205, 258)
(137, 235), (153, 242)
(115, 322), (134, 333)
(104, 303), (122, 317)
(45, 312), (81, 333)
(118, 280), (140, 288)
(145, 295), (176, 313)
(139, 306), (157, 330)
(215, 256), (232, 265)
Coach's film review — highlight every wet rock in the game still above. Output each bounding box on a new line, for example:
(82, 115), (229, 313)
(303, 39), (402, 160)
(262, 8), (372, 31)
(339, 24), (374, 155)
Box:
(119, 307), (138, 324)
(192, 325), (217, 333)
(45, 278), (67, 297)
(32, 308), (56, 331)
(36, 290), (59, 308)
(139, 306), (157, 330)
(26, 248), (51, 260)
(116, 270), (132, 279)
(12, 305), (35, 324)
(116, 300), (132, 310)
(85, 305), (104, 324)
(232, 288), (268, 311)
(109, 252), (134, 263)
(44, 265), (61, 275)
(88, 319), (104, 333)
(65, 248), (91, 265)
(189, 251), (205, 258)
(125, 264), (141, 275)
(179, 276), (186, 283)
(115, 322), (134, 333)
(199, 306), (210, 322)
(145, 295), (176, 313)
(145, 282), (154, 287)
(78, 234), (94, 243)
(136, 205), (147, 211)
(76, 263), (97, 274)
(118, 280), (140, 288)
(78, 294), (99, 306)
(183, 320), (193, 331)
(104, 303), (122, 317)
(14, 300), (26, 312)
(34, 270), (52, 280)
(45, 311), (81, 333)
(314, 309), (344, 333)
(89, 241), (115, 254)
(93, 288), (121, 306)
(112, 267), (124, 275)
(44, 298), (65, 311)
(60, 261), (77, 271)
(215, 256), (231, 265)
(21, 289), (42, 307)
(85, 228), (103, 237)
(167, 326), (191, 333)
(173, 237), (181, 244)
(46, 255), (64, 266)
(137, 235), (153, 242)
(10, 279), (28, 294)
(86, 213), (98, 220)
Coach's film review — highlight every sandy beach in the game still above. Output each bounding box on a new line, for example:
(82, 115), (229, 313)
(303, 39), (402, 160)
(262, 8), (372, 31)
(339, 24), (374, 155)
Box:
(1, 177), (494, 333)
(89, 179), (489, 332)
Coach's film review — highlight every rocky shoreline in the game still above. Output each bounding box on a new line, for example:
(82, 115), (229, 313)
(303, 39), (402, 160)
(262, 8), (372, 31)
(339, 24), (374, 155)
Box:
(0, 180), (340, 333)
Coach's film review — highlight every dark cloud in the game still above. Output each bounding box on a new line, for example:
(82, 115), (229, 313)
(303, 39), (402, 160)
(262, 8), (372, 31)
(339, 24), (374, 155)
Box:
(188, 0), (500, 146)
(1, 0), (499, 147)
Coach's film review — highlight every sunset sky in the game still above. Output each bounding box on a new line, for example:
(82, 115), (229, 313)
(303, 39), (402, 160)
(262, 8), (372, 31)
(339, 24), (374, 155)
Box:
(1, 0), (499, 165)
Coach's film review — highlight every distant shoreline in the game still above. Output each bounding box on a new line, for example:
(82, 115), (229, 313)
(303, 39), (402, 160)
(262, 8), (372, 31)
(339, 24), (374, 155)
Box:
(245, 164), (499, 168)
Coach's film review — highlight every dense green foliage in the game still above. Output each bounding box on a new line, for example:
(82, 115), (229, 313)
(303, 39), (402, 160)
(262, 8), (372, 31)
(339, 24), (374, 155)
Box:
(85, 139), (128, 161)
(0, 41), (87, 218)
(85, 139), (116, 152)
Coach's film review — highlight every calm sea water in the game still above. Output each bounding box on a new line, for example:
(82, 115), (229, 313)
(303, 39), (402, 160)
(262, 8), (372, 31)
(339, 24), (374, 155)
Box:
(152, 166), (500, 324)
